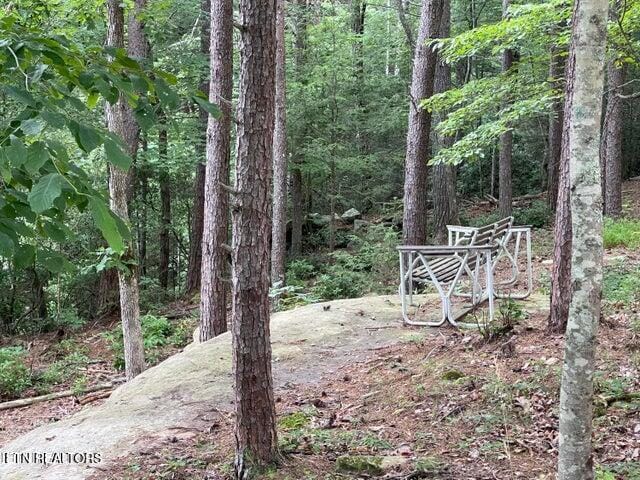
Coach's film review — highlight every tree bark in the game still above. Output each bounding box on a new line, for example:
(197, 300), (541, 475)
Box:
(603, 62), (624, 217)
(498, 0), (513, 218)
(271, 0), (288, 286)
(105, 0), (146, 381)
(557, 1), (608, 478)
(402, 0), (444, 246)
(231, 0), (279, 475)
(158, 113), (171, 290)
(289, 0), (308, 258)
(547, 46), (566, 211)
(199, 0), (233, 341)
(548, 41), (575, 333)
(185, 0), (211, 295)
(431, 0), (457, 244)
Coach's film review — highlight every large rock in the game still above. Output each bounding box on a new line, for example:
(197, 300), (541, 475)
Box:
(341, 208), (361, 223)
(0, 296), (414, 480)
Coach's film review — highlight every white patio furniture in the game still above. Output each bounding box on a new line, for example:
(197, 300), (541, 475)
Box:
(446, 223), (533, 299)
(397, 218), (514, 327)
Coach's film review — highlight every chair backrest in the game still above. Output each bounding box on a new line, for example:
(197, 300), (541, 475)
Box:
(470, 223), (495, 246)
(491, 217), (513, 247)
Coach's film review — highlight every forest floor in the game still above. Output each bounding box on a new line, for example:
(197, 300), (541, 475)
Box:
(1, 182), (639, 479)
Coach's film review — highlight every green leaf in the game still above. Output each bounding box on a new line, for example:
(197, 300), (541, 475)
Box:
(5, 136), (28, 167)
(14, 244), (35, 269)
(25, 141), (49, 175)
(38, 249), (75, 273)
(68, 120), (103, 153)
(89, 197), (124, 253)
(3, 86), (37, 107)
(43, 221), (67, 242)
(0, 149), (11, 183)
(41, 110), (65, 129)
(104, 137), (132, 171)
(0, 231), (14, 257)
(20, 118), (46, 135)
(192, 95), (221, 118)
(156, 78), (179, 109)
(28, 173), (65, 213)
(87, 91), (100, 109)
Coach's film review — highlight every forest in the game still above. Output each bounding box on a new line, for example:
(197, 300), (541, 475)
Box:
(0, 0), (639, 478)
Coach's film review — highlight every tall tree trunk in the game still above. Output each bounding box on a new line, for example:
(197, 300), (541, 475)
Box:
(185, 0), (211, 295)
(548, 43), (575, 333)
(290, 169), (303, 256)
(548, 46), (566, 211)
(271, 0), (288, 286)
(395, 0), (415, 51)
(289, 0), (308, 258)
(402, 0), (444, 245)
(30, 268), (47, 321)
(158, 114), (171, 290)
(603, 62), (624, 217)
(105, 0), (146, 381)
(137, 138), (149, 276)
(557, 1), (608, 478)
(431, 0), (457, 244)
(498, 0), (513, 218)
(199, 0), (233, 341)
(232, 0), (278, 474)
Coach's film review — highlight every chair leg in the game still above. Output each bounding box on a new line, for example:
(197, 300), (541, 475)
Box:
(485, 250), (495, 322)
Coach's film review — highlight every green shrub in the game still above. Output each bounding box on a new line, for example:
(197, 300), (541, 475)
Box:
(604, 218), (640, 249)
(0, 347), (31, 398)
(514, 200), (552, 228)
(105, 314), (176, 370)
(312, 271), (366, 300)
(286, 259), (317, 286)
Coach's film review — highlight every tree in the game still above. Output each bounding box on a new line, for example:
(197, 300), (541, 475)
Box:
(199, 0), (233, 341)
(271, 0), (288, 286)
(231, 0), (279, 474)
(158, 110), (171, 289)
(289, 0), (309, 258)
(557, 0), (608, 478)
(431, 0), (458, 244)
(602, 61), (624, 217)
(402, 0), (444, 246)
(498, 0), (513, 218)
(547, 44), (565, 210)
(186, 0), (211, 295)
(105, 0), (146, 380)
(548, 49), (574, 333)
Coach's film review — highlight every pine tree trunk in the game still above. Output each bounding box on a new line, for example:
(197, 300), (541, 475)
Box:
(158, 115), (171, 290)
(431, 0), (457, 244)
(199, 0), (233, 341)
(271, 0), (288, 286)
(185, 0), (211, 295)
(186, 162), (206, 294)
(603, 62), (624, 217)
(289, 0), (307, 258)
(498, 0), (513, 218)
(290, 169), (303, 257)
(548, 41), (575, 334)
(402, 0), (444, 245)
(232, 0), (279, 474)
(105, 0), (146, 381)
(548, 46), (565, 211)
(557, 1), (608, 478)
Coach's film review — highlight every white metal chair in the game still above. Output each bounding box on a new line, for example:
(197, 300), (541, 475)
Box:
(447, 220), (533, 299)
(397, 221), (508, 327)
